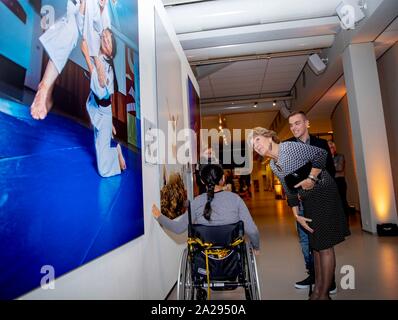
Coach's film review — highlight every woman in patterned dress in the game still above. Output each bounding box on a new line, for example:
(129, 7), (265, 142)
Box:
(250, 127), (349, 300)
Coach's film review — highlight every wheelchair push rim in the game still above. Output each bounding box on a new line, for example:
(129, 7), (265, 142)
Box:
(177, 248), (194, 300)
(244, 243), (261, 300)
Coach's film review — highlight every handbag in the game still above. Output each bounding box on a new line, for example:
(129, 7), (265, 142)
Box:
(284, 162), (312, 192)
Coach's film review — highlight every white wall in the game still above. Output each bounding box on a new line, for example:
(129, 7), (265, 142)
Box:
(20, 0), (199, 300)
(377, 42), (398, 217)
(330, 42), (398, 216)
(331, 96), (360, 210)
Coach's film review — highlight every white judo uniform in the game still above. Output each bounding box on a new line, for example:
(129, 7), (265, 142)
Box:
(39, 0), (111, 73)
(83, 0), (111, 57)
(86, 55), (120, 178)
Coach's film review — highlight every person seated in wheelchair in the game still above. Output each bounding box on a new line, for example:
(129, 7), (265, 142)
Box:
(152, 163), (260, 255)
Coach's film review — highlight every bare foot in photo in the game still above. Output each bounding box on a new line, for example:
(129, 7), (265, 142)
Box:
(31, 60), (58, 120)
(30, 83), (50, 120)
(30, 81), (55, 120)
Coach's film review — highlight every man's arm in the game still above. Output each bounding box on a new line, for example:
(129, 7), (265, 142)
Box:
(322, 140), (336, 178)
(81, 0), (106, 87)
(334, 154), (345, 174)
(93, 57), (106, 87)
(82, 40), (108, 99)
(79, 0), (86, 15)
(81, 39), (93, 74)
(311, 136), (336, 178)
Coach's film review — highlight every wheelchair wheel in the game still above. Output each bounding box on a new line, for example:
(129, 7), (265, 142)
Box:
(177, 248), (194, 300)
(244, 243), (261, 300)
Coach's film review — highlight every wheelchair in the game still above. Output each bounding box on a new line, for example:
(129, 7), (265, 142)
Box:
(176, 217), (261, 300)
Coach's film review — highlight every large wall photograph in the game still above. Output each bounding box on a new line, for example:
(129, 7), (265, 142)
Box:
(0, 0), (143, 299)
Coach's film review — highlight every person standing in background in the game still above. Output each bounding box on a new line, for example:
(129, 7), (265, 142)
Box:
(328, 141), (350, 219)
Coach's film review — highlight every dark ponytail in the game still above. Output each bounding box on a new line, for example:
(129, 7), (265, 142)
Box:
(199, 164), (224, 221)
(204, 183), (215, 220)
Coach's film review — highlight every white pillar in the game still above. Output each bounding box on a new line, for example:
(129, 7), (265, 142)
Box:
(342, 42), (398, 233)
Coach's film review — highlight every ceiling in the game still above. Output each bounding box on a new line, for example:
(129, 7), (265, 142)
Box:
(199, 55), (308, 100)
(306, 15), (398, 122)
(163, 0), (398, 132)
(163, 0), (342, 118)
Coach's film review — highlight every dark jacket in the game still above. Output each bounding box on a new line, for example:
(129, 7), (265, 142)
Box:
(285, 135), (336, 178)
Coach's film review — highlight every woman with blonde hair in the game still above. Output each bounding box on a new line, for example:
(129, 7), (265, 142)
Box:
(250, 127), (349, 300)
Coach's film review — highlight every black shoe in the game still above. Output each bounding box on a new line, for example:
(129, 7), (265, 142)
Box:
(295, 274), (315, 289)
(329, 281), (337, 294)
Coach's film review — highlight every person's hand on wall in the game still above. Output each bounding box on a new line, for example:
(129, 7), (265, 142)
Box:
(152, 204), (161, 219)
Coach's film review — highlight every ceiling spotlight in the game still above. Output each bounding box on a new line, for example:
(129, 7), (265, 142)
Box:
(273, 101), (276, 107)
(308, 54), (327, 75)
(336, 0), (366, 30)
(253, 102), (258, 108)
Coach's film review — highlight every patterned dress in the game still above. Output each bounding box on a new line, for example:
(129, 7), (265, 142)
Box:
(270, 142), (350, 250)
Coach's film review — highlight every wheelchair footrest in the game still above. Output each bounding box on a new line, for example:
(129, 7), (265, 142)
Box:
(198, 281), (244, 290)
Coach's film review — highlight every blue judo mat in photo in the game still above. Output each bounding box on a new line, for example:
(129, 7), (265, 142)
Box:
(0, 98), (144, 299)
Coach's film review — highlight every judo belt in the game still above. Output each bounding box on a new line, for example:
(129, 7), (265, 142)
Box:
(187, 237), (244, 300)
(94, 94), (111, 107)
